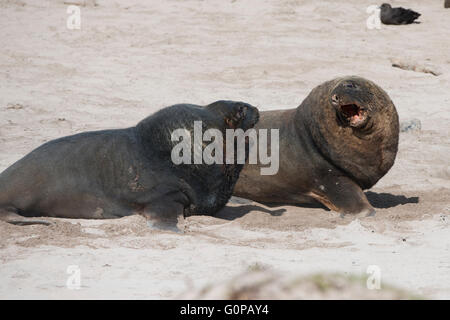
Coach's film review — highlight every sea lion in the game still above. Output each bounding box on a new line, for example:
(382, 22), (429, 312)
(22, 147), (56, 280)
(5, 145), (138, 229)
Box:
(0, 100), (259, 230)
(234, 76), (399, 216)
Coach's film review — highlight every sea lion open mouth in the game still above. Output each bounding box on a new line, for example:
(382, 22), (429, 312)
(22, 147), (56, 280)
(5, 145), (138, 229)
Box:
(340, 103), (367, 127)
(331, 94), (367, 128)
(340, 104), (360, 118)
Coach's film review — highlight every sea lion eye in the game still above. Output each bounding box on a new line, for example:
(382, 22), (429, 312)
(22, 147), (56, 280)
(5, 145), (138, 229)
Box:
(331, 94), (339, 104)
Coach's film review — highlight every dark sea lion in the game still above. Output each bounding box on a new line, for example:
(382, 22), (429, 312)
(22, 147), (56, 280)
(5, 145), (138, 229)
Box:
(0, 100), (259, 230)
(234, 76), (399, 216)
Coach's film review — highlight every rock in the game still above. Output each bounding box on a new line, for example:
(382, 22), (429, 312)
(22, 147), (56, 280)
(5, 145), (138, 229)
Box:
(6, 103), (24, 110)
(400, 119), (421, 133)
(391, 59), (442, 76)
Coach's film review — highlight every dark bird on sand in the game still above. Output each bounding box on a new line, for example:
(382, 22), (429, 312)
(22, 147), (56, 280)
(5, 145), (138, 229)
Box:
(380, 3), (421, 25)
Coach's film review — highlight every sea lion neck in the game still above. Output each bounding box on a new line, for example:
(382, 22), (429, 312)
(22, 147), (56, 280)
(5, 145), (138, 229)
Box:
(135, 104), (216, 161)
(135, 114), (174, 160)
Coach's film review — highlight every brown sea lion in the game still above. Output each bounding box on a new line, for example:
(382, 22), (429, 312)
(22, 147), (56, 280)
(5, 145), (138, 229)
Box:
(234, 76), (399, 216)
(0, 100), (259, 230)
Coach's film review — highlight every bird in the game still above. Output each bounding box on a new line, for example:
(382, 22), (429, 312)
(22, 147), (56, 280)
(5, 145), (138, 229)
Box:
(379, 3), (421, 25)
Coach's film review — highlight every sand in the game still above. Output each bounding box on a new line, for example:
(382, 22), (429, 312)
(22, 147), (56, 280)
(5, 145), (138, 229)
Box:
(0, 0), (449, 299)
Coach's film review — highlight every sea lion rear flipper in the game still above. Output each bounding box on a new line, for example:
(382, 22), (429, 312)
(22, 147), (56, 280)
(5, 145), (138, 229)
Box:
(309, 176), (375, 217)
(0, 208), (53, 226)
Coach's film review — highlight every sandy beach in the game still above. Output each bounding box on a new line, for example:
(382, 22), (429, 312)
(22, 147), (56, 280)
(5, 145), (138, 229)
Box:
(0, 0), (449, 299)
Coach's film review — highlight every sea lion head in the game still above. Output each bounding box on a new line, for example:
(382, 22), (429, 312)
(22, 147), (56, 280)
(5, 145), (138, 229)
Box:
(330, 77), (375, 129)
(205, 100), (260, 132)
(327, 76), (398, 137)
(300, 76), (399, 189)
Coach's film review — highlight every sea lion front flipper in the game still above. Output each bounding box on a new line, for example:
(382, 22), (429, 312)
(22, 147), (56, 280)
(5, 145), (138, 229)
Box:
(309, 176), (375, 217)
(141, 194), (186, 233)
(0, 208), (53, 226)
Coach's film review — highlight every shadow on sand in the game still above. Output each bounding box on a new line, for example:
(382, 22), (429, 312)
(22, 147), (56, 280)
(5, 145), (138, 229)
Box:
(365, 191), (419, 209)
(215, 204), (286, 221)
(216, 192), (419, 220)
